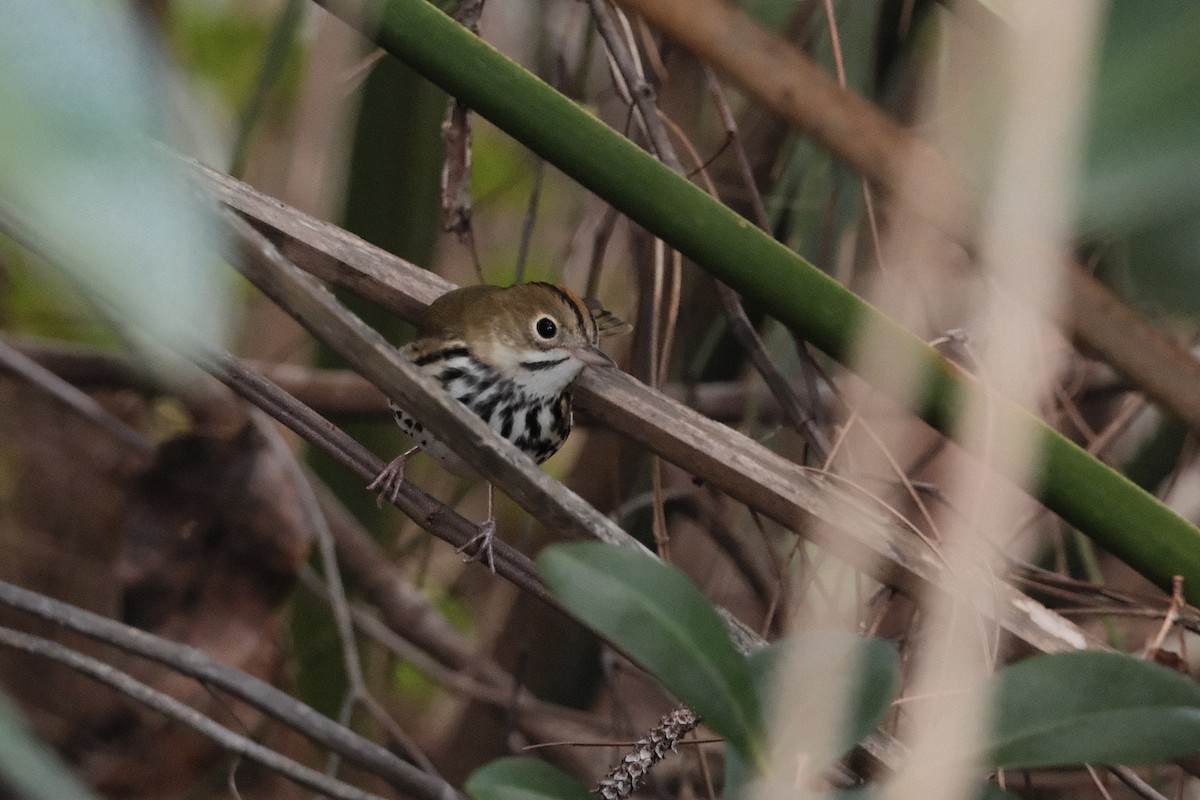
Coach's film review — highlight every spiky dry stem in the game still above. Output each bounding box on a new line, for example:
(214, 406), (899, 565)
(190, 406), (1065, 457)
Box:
(595, 707), (700, 800)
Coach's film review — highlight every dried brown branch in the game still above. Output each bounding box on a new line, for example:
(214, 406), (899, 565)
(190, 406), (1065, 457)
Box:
(0, 579), (458, 800)
(0, 337), (154, 455)
(6, 334), (832, 426)
(256, 416), (440, 776)
(221, 208), (648, 556)
(1110, 765), (1172, 800)
(586, 0), (682, 173)
(0, 625), (389, 800)
(1066, 266), (1200, 432)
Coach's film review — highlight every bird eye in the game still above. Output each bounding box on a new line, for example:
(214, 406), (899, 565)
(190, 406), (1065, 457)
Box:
(535, 317), (558, 339)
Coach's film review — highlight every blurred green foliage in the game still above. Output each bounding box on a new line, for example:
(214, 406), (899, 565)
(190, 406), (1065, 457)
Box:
(1084, 0), (1200, 317)
(165, 0), (307, 118)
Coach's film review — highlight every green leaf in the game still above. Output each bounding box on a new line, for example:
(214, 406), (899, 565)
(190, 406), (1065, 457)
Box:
(1083, 0), (1200, 231)
(465, 757), (592, 800)
(537, 543), (763, 763)
(1081, 0), (1200, 319)
(0, 691), (99, 800)
(991, 650), (1200, 767)
(1102, 205), (1200, 319)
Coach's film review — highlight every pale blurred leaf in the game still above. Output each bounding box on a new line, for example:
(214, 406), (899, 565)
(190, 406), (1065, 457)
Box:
(0, 0), (228, 355)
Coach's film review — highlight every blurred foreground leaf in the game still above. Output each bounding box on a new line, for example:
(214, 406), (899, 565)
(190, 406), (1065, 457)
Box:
(725, 634), (898, 797)
(752, 635), (899, 764)
(0, 690), (98, 800)
(1084, 0), (1200, 316)
(0, 0), (228, 356)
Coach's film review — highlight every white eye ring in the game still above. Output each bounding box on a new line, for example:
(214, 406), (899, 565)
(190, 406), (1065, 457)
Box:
(534, 316), (558, 339)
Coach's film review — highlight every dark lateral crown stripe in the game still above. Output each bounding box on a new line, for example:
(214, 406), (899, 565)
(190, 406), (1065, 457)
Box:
(519, 357), (569, 371)
(540, 283), (596, 343)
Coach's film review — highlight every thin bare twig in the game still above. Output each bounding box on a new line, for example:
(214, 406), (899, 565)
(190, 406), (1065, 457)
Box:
(0, 581), (454, 800)
(699, 66), (770, 231)
(585, 204), (622, 299)
(257, 417), (440, 777)
(1109, 765), (1171, 800)
(515, 157), (546, 283)
(0, 334), (154, 455)
(200, 348), (554, 602)
(591, 0), (832, 566)
(658, 107), (830, 458)
(1085, 763), (1117, 800)
(700, 63), (835, 440)
(0, 626), (389, 800)
(818, 0), (886, 273)
(440, 0), (486, 280)
(586, 0), (681, 557)
(586, 0), (682, 173)
(1144, 575), (1185, 657)
(299, 566), (602, 729)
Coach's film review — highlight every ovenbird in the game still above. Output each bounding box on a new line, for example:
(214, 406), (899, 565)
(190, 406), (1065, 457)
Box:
(368, 282), (631, 569)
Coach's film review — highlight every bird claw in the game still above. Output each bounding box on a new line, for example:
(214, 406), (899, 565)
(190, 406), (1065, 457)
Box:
(367, 455), (407, 507)
(455, 518), (497, 572)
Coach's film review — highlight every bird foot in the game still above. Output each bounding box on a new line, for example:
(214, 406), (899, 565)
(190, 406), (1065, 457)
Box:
(367, 454), (408, 507)
(455, 518), (497, 572)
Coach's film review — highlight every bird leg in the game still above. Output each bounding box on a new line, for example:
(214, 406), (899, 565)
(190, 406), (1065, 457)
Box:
(367, 445), (419, 506)
(455, 482), (497, 572)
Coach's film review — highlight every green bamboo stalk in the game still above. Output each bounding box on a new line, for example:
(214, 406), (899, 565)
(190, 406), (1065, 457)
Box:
(310, 0), (1200, 604)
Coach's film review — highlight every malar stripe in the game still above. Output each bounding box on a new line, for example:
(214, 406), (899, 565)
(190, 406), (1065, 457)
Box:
(413, 346), (469, 367)
(519, 356), (569, 371)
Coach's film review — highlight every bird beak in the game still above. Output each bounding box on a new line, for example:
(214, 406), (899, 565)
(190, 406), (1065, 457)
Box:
(573, 343), (618, 369)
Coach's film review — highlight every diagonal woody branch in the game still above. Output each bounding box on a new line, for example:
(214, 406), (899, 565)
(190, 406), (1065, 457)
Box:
(222, 210), (645, 557)
(189, 158), (1099, 659)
